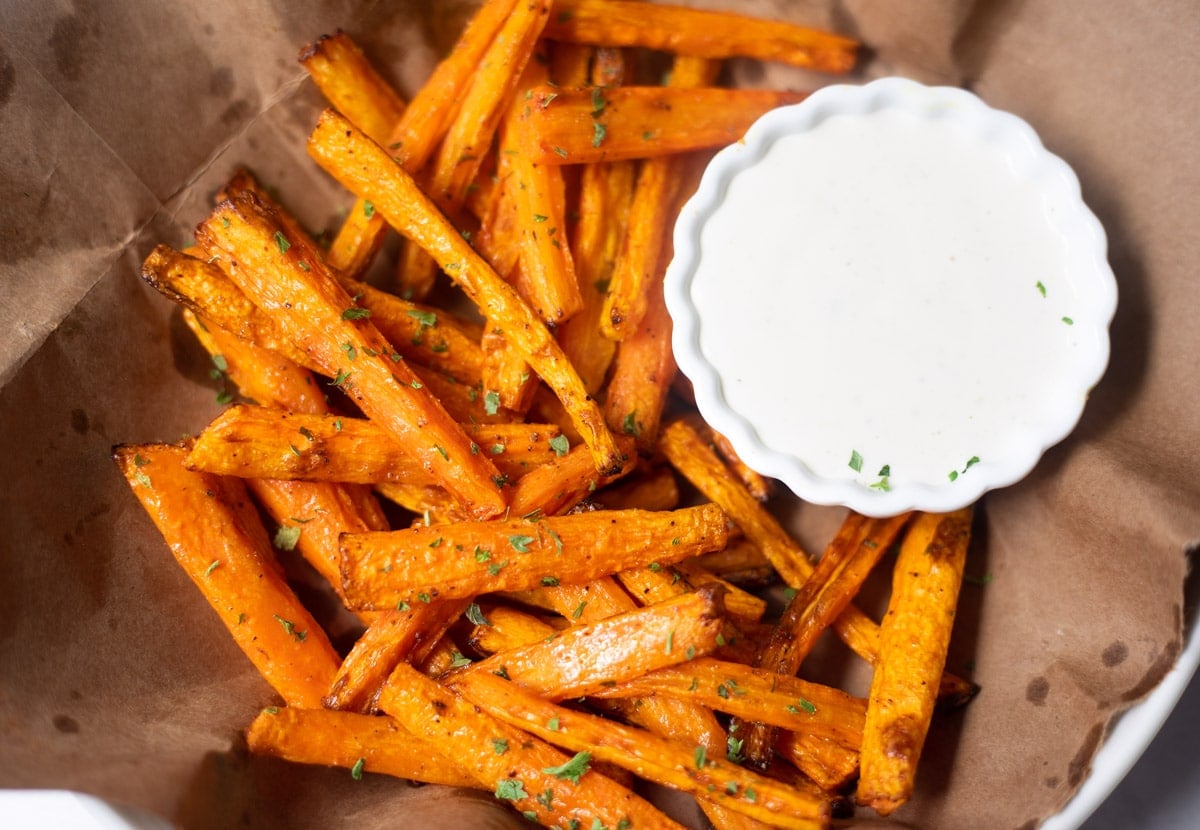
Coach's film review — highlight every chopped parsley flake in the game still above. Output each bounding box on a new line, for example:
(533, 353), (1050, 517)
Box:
(592, 120), (607, 148)
(484, 390), (501, 416)
(341, 306), (371, 321)
(274, 525), (301, 551)
(693, 746), (708, 769)
(849, 450), (864, 472)
(449, 650), (472, 668)
(274, 231), (290, 254)
(1062, 316), (1074, 325)
(204, 559), (221, 577)
(330, 369), (351, 387)
(466, 602), (490, 626)
(350, 757), (365, 780)
(495, 778), (527, 801)
(542, 751), (591, 784)
(363, 200), (375, 218)
(549, 434), (570, 457)
(273, 614), (306, 641)
(1036, 280), (1047, 297)
(509, 534), (535, 553)
(487, 559), (509, 576)
(621, 411), (641, 437)
(492, 738), (509, 755)
(407, 309), (437, 329)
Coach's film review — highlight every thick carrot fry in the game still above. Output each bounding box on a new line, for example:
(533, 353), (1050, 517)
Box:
(299, 31), (405, 145)
(329, 0), (521, 282)
(692, 538), (774, 585)
(308, 109), (626, 476)
(603, 277), (677, 452)
(545, 0), (859, 73)
(738, 511), (910, 768)
(186, 405), (563, 484)
(380, 664), (682, 829)
(520, 85), (807, 165)
(462, 588), (726, 700)
(452, 671), (831, 829)
(468, 604), (562, 655)
(776, 731), (861, 793)
(245, 706), (476, 788)
(602, 55), (717, 341)
(592, 657), (866, 748)
(618, 560), (767, 627)
(857, 508), (973, 816)
(339, 504), (731, 609)
(506, 434), (637, 518)
(196, 193), (506, 520)
(590, 464), (680, 512)
(113, 444), (339, 708)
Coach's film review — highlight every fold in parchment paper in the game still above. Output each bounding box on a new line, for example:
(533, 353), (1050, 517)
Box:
(1, 1), (1197, 828)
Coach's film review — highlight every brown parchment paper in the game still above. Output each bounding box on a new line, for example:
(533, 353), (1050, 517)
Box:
(1, 1), (1197, 828)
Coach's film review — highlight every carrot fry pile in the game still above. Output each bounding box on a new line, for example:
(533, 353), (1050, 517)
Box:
(115, 4), (981, 827)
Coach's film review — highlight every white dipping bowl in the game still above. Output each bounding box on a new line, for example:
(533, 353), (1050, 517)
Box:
(665, 77), (1116, 517)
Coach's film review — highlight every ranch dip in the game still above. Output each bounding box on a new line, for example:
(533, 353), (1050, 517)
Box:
(688, 105), (1089, 492)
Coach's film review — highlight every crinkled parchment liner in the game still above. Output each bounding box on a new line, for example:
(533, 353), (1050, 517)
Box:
(1, 1), (1197, 828)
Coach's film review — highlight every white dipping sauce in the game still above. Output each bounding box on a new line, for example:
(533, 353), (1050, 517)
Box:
(690, 107), (1085, 490)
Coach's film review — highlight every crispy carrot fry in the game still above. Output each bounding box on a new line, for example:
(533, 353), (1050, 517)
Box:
(617, 559), (767, 627)
(506, 434), (637, 518)
(400, 0), (552, 299)
(328, 0), (520, 281)
(602, 55), (717, 341)
(857, 508), (973, 816)
(506, 70), (583, 325)
(186, 406), (563, 484)
(592, 657), (866, 748)
(381, 664), (682, 829)
(545, 0), (858, 73)
(462, 588), (726, 699)
(468, 604), (562, 655)
(520, 85), (807, 165)
(603, 277), (676, 452)
(323, 598), (470, 713)
(299, 31), (405, 145)
(480, 318), (539, 413)
(339, 504), (730, 610)
(558, 159), (634, 392)
(113, 444), (339, 708)
(692, 538), (774, 585)
(196, 193), (507, 519)
(452, 671), (831, 829)
(245, 706), (476, 788)
(307, 109), (626, 476)
(372, 480), (465, 525)
(739, 511), (910, 768)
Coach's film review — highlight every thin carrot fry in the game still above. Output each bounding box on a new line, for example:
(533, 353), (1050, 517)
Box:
(545, 0), (859, 73)
(113, 443), (339, 709)
(307, 109), (626, 476)
(299, 31), (405, 145)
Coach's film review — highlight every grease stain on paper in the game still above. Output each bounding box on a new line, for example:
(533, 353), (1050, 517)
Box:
(1101, 640), (1128, 667)
(0, 46), (14, 110)
(1067, 722), (1105, 787)
(52, 714), (80, 734)
(48, 1), (100, 82)
(1025, 675), (1050, 706)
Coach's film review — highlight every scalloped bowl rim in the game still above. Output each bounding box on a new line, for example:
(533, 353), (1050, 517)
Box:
(664, 76), (1117, 517)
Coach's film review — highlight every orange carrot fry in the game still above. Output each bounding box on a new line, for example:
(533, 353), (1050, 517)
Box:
(307, 109), (625, 476)
(468, 605), (562, 655)
(506, 434), (637, 518)
(452, 671), (831, 829)
(603, 277), (676, 452)
(113, 444), (339, 708)
(739, 511), (910, 768)
(196, 193), (507, 520)
(712, 430), (774, 502)
(857, 508), (973, 816)
(776, 731), (861, 793)
(520, 85), (807, 165)
(186, 406), (563, 485)
(462, 588), (726, 700)
(380, 664), (682, 829)
(299, 31), (405, 145)
(245, 706), (476, 788)
(339, 504), (731, 610)
(545, 0), (859, 73)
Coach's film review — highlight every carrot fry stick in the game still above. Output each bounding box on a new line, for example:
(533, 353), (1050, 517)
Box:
(323, 598), (470, 714)
(480, 318), (539, 413)
(520, 85), (807, 165)
(468, 605), (562, 655)
(380, 664), (682, 829)
(857, 508), (973, 816)
(618, 560), (767, 627)
(452, 671), (831, 829)
(462, 587), (726, 699)
(307, 109), (626, 476)
(196, 193), (507, 520)
(711, 430), (774, 503)
(590, 464), (680, 511)
(113, 444), (340, 709)
(692, 539), (774, 585)
(738, 511), (910, 768)
(545, 0), (859, 73)
(592, 657), (866, 748)
(400, 0), (552, 299)
(245, 706), (476, 788)
(776, 732), (861, 793)
(602, 56), (717, 341)
(372, 480), (465, 525)
(186, 405), (563, 485)
(339, 504), (731, 610)
(603, 277), (676, 452)
(299, 31), (405, 145)
(506, 434), (637, 518)
(328, 0), (520, 281)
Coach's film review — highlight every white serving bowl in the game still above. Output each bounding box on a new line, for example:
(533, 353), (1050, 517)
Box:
(665, 77), (1116, 517)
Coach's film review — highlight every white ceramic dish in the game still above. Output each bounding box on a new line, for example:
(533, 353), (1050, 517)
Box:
(665, 77), (1117, 517)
